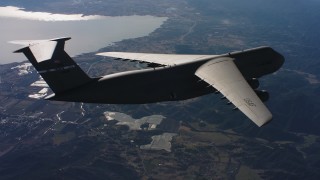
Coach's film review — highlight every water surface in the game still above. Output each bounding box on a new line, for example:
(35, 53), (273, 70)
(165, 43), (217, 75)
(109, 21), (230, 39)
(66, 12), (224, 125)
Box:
(0, 6), (167, 64)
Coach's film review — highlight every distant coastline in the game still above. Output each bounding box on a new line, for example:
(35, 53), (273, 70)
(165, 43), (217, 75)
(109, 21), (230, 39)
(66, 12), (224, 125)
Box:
(0, 6), (167, 64)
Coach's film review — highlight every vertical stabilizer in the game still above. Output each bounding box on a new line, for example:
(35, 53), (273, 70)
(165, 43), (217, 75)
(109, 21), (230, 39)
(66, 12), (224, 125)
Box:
(13, 37), (92, 94)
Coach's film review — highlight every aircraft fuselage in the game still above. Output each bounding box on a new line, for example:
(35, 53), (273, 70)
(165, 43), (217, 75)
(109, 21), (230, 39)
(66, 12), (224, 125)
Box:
(48, 46), (284, 104)
(49, 59), (214, 103)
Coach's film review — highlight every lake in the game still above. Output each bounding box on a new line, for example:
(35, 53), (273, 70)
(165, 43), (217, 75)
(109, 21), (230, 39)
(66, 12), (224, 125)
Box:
(0, 6), (167, 64)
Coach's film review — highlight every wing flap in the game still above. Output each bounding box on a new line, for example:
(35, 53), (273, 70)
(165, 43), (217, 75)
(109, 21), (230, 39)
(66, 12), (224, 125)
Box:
(195, 57), (272, 127)
(97, 52), (217, 66)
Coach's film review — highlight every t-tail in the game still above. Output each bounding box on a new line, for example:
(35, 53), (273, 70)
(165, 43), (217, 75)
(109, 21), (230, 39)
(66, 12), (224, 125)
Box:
(12, 37), (92, 95)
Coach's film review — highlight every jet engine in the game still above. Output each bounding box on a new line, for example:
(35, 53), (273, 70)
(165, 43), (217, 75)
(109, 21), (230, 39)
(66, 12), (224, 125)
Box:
(247, 78), (260, 89)
(255, 90), (269, 102)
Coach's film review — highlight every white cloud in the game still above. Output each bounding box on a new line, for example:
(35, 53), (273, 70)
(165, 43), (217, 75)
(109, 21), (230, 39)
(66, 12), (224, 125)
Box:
(0, 6), (105, 21)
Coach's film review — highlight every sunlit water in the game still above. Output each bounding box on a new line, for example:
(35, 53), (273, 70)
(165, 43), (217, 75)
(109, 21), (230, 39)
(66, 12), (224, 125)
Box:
(0, 6), (167, 64)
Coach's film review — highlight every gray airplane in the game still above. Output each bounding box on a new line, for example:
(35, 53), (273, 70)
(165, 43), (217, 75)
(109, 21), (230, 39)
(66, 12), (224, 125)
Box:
(13, 37), (284, 127)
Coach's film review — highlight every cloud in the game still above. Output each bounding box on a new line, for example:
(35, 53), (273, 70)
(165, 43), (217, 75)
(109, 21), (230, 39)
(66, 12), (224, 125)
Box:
(0, 6), (105, 21)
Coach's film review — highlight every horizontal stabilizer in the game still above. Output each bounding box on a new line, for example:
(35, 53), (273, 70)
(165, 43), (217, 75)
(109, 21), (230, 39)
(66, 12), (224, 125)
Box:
(12, 37), (92, 94)
(10, 37), (71, 46)
(11, 37), (71, 57)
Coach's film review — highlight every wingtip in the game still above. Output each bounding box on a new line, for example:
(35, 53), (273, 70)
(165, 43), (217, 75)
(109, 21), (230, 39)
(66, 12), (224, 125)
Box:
(96, 52), (119, 57)
(50, 37), (71, 42)
(259, 119), (272, 127)
(95, 52), (105, 56)
(13, 47), (28, 53)
(256, 114), (273, 127)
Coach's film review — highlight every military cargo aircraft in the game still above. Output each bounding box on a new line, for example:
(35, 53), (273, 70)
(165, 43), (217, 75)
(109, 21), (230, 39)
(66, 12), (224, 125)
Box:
(12, 37), (284, 127)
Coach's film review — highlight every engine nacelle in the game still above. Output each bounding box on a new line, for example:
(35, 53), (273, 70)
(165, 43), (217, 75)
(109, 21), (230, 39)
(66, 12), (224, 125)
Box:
(255, 90), (269, 102)
(248, 78), (260, 89)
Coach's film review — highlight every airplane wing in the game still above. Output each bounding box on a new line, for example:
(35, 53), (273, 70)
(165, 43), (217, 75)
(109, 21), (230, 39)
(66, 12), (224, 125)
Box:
(98, 51), (275, 127)
(97, 52), (217, 66)
(195, 57), (272, 127)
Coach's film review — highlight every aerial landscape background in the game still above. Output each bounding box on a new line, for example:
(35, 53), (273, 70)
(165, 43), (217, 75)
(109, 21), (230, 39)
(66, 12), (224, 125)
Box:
(0, 0), (320, 179)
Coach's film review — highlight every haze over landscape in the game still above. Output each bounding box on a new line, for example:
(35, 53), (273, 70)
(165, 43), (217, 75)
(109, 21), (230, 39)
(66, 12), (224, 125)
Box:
(0, 0), (320, 179)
